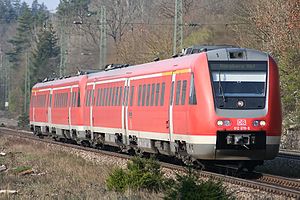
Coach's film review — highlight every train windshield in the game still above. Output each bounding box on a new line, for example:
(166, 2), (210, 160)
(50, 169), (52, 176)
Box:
(211, 71), (266, 97)
(209, 61), (267, 109)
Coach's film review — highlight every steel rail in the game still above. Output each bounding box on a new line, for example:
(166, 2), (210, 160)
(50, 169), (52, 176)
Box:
(0, 127), (299, 199)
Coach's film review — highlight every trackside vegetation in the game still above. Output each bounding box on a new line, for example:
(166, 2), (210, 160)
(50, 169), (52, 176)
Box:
(106, 157), (235, 200)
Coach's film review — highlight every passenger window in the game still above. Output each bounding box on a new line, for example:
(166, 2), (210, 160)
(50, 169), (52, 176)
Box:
(181, 80), (187, 105)
(123, 86), (129, 106)
(115, 87), (119, 106)
(91, 90), (94, 106)
(108, 88), (112, 106)
(138, 85), (142, 106)
(155, 83), (160, 106)
(130, 86), (134, 106)
(150, 83), (155, 106)
(102, 88), (107, 106)
(175, 80), (181, 105)
(105, 88), (109, 106)
(189, 73), (197, 105)
(99, 88), (103, 106)
(119, 86), (123, 106)
(77, 91), (81, 107)
(85, 91), (89, 106)
(161, 82), (165, 106)
(142, 84), (146, 106)
(111, 87), (116, 106)
(49, 94), (52, 108)
(146, 84), (150, 106)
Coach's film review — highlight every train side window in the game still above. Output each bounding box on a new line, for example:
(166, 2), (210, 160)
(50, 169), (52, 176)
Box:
(62, 93), (65, 107)
(155, 83), (160, 106)
(181, 80), (187, 105)
(70, 92), (74, 107)
(91, 90), (94, 106)
(53, 94), (56, 107)
(189, 73), (197, 105)
(161, 82), (165, 106)
(119, 86), (123, 106)
(122, 86), (127, 106)
(85, 91), (89, 106)
(74, 92), (77, 107)
(97, 88), (101, 106)
(103, 88), (107, 106)
(169, 81), (174, 105)
(65, 93), (67, 107)
(112, 87), (116, 106)
(150, 83), (155, 106)
(65, 92), (71, 107)
(65, 93), (68, 107)
(72, 92), (77, 107)
(104, 88), (109, 106)
(95, 89), (99, 106)
(108, 87), (113, 106)
(175, 80), (181, 105)
(130, 86), (134, 106)
(146, 84), (150, 106)
(77, 91), (81, 107)
(142, 84), (146, 106)
(115, 87), (119, 106)
(55, 94), (57, 107)
(138, 85), (142, 106)
(59, 94), (61, 107)
(61, 93), (63, 107)
(59, 93), (62, 107)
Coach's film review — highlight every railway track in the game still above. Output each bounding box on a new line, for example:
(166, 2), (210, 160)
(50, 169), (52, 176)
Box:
(0, 127), (300, 199)
(278, 150), (300, 161)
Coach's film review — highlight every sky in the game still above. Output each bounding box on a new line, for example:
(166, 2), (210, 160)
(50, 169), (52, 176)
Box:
(23, 0), (60, 12)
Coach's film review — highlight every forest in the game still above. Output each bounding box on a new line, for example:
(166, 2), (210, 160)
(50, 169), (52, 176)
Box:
(0, 0), (299, 149)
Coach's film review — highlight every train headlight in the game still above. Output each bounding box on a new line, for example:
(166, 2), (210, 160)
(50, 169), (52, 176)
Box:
(260, 120), (266, 126)
(217, 120), (231, 126)
(223, 120), (231, 126)
(217, 120), (224, 126)
(253, 120), (266, 127)
(253, 120), (259, 127)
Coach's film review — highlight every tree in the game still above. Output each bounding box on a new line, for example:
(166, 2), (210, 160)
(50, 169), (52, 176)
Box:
(31, 23), (60, 84)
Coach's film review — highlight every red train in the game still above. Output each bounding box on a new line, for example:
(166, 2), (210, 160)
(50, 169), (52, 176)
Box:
(30, 46), (282, 171)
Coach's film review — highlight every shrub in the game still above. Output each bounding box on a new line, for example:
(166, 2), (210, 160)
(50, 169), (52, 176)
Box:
(164, 168), (235, 200)
(106, 157), (165, 193)
(18, 113), (29, 128)
(106, 168), (128, 192)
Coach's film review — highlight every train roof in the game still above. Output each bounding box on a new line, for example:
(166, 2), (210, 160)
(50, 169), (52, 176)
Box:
(32, 74), (86, 89)
(86, 53), (202, 82)
(32, 47), (269, 89)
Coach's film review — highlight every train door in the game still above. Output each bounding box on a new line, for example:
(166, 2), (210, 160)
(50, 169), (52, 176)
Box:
(90, 83), (95, 134)
(48, 89), (52, 125)
(68, 87), (74, 129)
(83, 84), (93, 131)
(168, 72), (176, 142)
(172, 72), (189, 136)
(123, 79), (130, 145)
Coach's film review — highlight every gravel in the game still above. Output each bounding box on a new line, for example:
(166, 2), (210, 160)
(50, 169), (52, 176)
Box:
(2, 133), (298, 200)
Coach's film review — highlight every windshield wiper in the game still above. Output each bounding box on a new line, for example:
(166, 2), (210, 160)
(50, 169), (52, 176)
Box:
(218, 71), (226, 103)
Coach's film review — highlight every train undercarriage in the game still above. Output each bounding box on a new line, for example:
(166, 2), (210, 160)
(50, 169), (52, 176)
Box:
(31, 124), (269, 172)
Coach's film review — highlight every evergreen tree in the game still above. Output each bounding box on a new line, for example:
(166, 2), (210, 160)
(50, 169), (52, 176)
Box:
(31, 23), (59, 84)
(7, 3), (33, 64)
(12, 0), (21, 17)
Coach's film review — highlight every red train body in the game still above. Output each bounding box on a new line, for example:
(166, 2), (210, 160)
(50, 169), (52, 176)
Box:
(30, 47), (282, 169)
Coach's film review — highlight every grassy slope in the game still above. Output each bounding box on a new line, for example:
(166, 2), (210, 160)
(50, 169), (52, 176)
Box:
(0, 135), (160, 200)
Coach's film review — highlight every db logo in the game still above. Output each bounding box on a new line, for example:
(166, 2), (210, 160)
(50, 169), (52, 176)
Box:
(237, 119), (247, 126)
